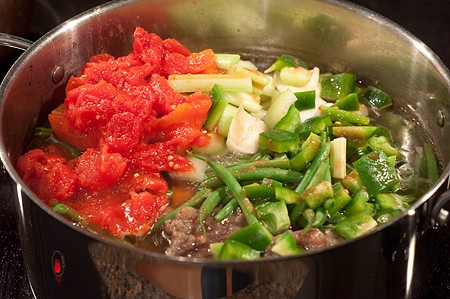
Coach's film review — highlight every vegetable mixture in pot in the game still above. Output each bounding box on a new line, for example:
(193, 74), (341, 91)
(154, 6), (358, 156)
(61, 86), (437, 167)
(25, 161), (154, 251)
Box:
(16, 27), (439, 259)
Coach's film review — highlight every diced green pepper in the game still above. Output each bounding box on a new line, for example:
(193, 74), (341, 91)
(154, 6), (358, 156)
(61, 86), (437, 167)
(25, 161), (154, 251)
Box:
(368, 135), (400, 157)
(271, 231), (304, 256)
(289, 132), (322, 171)
(204, 84), (229, 130)
(353, 150), (400, 196)
(259, 129), (300, 153)
(218, 240), (260, 260)
(294, 90), (316, 111)
(364, 86), (392, 109)
(264, 54), (308, 73)
(344, 187), (370, 215)
(375, 193), (410, 211)
(243, 183), (276, 202)
(296, 116), (333, 138)
(255, 200), (291, 235)
(334, 213), (378, 239)
(319, 73), (356, 101)
(210, 242), (225, 258)
(332, 126), (379, 147)
(341, 169), (363, 193)
(300, 181), (334, 209)
(275, 186), (302, 204)
(274, 104), (302, 133)
(335, 92), (360, 111)
(228, 222), (273, 251)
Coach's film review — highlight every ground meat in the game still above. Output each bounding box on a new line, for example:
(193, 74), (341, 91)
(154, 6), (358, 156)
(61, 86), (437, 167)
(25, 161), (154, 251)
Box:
(293, 227), (343, 250)
(162, 206), (246, 258)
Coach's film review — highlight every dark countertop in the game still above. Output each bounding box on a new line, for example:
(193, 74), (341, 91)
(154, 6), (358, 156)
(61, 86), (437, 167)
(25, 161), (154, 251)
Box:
(0, 0), (449, 298)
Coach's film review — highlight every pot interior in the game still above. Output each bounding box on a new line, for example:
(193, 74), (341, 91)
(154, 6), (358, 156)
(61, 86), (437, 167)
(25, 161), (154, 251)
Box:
(1, 0), (450, 254)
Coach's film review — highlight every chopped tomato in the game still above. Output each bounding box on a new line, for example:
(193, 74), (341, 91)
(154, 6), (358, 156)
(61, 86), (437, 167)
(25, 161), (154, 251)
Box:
(17, 28), (214, 238)
(16, 149), (78, 203)
(73, 148), (128, 192)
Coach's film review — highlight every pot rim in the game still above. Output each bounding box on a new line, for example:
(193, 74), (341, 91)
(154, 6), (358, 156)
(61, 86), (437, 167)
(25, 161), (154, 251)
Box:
(1, 0), (450, 265)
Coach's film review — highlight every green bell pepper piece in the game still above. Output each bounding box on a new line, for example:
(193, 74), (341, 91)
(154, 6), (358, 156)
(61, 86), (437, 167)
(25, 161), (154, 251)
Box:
(260, 129), (300, 153)
(204, 84), (229, 130)
(274, 104), (302, 133)
(271, 231), (304, 256)
(218, 240), (260, 260)
(294, 90), (316, 111)
(275, 186), (302, 204)
(332, 126), (379, 147)
(334, 212), (378, 239)
(300, 181), (334, 209)
(289, 132), (322, 171)
(335, 92), (360, 111)
(364, 85), (392, 109)
(353, 150), (400, 196)
(319, 73), (356, 101)
(255, 200), (291, 235)
(228, 222), (273, 251)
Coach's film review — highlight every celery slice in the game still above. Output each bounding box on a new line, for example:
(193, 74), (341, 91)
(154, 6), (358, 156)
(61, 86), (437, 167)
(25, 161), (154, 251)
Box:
(214, 53), (240, 70)
(168, 74), (252, 93)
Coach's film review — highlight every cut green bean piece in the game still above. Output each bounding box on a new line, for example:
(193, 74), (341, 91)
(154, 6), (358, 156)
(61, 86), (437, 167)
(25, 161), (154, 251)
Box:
(344, 187), (370, 216)
(290, 133), (322, 171)
(214, 198), (239, 221)
(320, 106), (370, 125)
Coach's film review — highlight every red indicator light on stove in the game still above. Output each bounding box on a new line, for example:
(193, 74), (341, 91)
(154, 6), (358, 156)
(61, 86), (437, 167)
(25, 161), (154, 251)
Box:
(51, 251), (65, 279)
(53, 258), (62, 275)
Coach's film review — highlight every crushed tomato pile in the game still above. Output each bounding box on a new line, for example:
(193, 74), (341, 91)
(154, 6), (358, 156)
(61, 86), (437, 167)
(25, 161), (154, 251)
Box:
(16, 27), (218, 237)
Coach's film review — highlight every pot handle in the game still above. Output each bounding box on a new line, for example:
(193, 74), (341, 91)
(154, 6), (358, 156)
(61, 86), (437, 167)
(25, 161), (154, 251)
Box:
(0, 33), (33, 51)
(430, 184), (450, 227)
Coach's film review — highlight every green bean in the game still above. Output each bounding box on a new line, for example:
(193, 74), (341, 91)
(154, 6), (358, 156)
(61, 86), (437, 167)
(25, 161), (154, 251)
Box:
(295, 138), (330, 193)
(199, 188), (226, 234)
(208, 161), (259, 225)
(214, 198), (239, 221)
(306, 157), (330, 190)
(311, 207), (327, 228)
(204, 167), (303, 188)
(151, 188), (212, 232)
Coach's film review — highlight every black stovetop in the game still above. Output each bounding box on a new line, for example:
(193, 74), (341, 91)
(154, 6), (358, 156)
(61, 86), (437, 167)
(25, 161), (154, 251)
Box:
(1, 1), (449, 298)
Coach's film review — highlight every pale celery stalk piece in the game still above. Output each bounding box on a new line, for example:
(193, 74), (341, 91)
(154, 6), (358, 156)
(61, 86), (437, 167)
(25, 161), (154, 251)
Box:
(275, 67), (320, 93)
(263, 88), (298, 129)
(237, 59), (258, 71)
(168, 74), (253, 93)
(279, 66), (312, 87)
(215, 53), (241, 70)
(227, 106), (268, 154)
(225, 91), (262, 114)
(230, 64), (271, 86)
(330, 137), (347, 179)
(167, 155), (208, 182)
(217, 104), (239, 137)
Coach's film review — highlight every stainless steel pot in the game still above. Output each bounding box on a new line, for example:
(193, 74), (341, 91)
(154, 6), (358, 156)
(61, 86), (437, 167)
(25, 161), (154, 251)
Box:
(0, 0), (449, 298)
